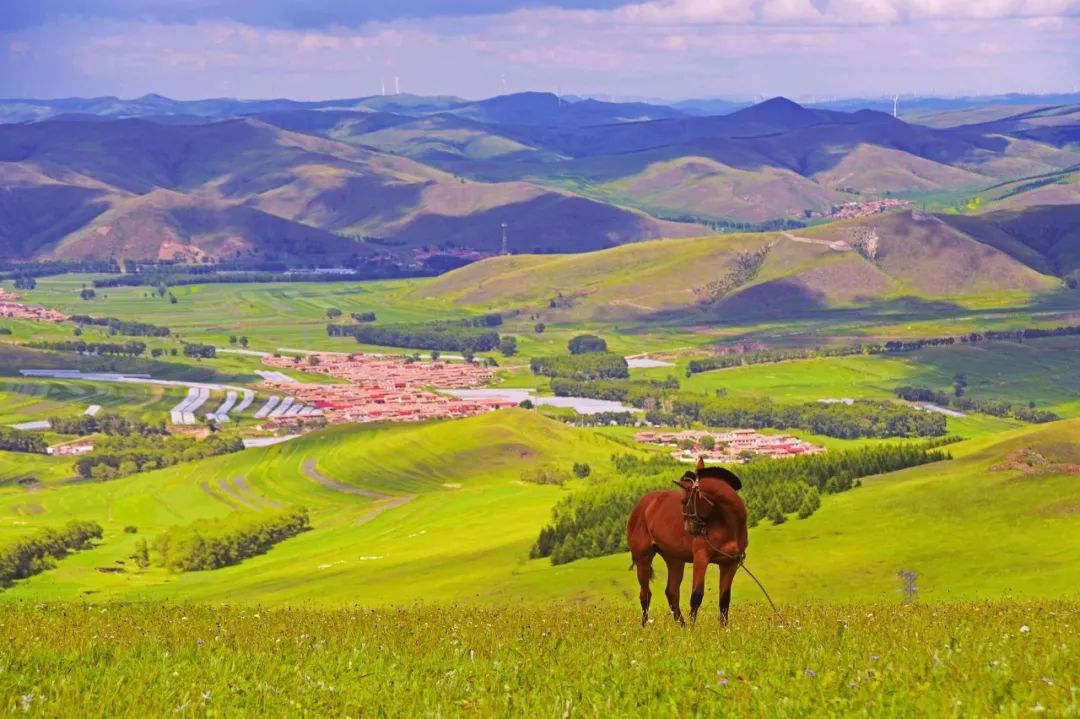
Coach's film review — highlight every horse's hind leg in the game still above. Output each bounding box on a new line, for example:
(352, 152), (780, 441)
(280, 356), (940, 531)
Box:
(662, 555), (686, 625)
(633, 549), (655, 627)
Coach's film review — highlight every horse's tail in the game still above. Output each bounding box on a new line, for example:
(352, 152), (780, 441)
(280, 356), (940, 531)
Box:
(627, 561), (654, 582)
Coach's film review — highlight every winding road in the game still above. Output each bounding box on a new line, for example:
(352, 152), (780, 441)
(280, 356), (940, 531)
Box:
(301, 460), (414, 526)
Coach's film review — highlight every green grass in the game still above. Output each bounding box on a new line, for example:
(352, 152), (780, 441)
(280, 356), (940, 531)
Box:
(0, 411), (637, 604)
(671, 336), (1080, 422)
(0, 378), (186, 425)
(2, 602), (1077, 717)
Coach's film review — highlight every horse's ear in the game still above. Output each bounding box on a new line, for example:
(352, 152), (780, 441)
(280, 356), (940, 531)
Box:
(673, 471), (695, 495)
(695, 456), (705, 474)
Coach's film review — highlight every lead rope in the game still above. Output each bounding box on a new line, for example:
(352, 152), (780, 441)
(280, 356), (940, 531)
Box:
(738, 559), (787, 625)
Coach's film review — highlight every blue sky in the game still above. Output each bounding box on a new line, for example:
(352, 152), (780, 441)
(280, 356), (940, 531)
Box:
(1, 0), (1077, 100)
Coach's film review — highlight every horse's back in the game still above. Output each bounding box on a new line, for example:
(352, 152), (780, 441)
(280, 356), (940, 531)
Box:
(627, 490), (679, 551)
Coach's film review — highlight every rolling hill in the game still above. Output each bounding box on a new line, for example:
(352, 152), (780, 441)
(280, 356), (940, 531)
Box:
(1, 93), (1076, 263)
(417, 208), (1062, 321)
(0, 117), (700, 261)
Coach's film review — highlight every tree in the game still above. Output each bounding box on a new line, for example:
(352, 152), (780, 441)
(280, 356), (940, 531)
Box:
(573, 462), (591, 478)
(169, 295), (178, 305)
(229, 335), (237, 345)
(326, 308), (342, 320)
(309, 355), (320, 366)
(430, 350), (441, 361)
(700, 436), (716, 451)
(534, 322), (546, 334)
(131, 538), (150, 570)
(80, 289), (96, 301)
(519, 399), (534, 409)
(568, 334), (607, 355)
(239, 336), (249, 348)
(499, 336), (518, 357)
(462, 349), (475, 363)
(768, 502), (786, 525)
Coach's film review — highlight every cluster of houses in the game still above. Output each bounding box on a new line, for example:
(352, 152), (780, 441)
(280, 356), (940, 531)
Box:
(807, 198), (911, 220)
(634, 429), (825, 463)
(0, 290), (69, 322)
(258, 352), (518, 425)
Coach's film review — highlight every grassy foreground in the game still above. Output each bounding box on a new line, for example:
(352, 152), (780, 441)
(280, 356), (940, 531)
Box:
(2, 602), (1077, 717)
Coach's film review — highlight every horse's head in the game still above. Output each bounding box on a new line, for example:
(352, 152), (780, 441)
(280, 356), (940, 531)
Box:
(675, 458), (747, 544)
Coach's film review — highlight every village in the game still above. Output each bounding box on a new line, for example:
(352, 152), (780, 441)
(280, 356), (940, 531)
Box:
(0, 289), (69, 322)
(257, 352), (520, 427)
(634, 428), (825, 463)
(806, 198), (911, 221)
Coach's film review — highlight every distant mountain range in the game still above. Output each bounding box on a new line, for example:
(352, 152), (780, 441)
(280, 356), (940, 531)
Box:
(0, 91), (1076, 266)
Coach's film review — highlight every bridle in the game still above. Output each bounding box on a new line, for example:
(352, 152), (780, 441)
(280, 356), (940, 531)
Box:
(677, 470), (713, 536)
(676, 470), (746, 565)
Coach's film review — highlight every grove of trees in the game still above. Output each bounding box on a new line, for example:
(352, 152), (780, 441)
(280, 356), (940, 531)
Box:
(531, 443), (949, 564)
(0, 520), (103, 586)
(151, 508), (310, 572)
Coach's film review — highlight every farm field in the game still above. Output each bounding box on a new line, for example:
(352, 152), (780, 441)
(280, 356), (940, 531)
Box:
(2, 602), (1077, 718)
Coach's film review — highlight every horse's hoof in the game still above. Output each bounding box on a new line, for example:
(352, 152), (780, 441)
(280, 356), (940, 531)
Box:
(641, 614), (649, 628)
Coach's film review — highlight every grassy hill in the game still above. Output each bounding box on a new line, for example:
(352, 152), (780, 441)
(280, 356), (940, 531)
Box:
(0, 410), (635, 604)
(417, 209), (1060, 321)
(3, 406), (1080, 608)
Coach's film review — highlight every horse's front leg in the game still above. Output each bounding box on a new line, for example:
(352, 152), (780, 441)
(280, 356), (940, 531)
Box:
(688, 551), (709, 623)
(718, 561), (738, 626)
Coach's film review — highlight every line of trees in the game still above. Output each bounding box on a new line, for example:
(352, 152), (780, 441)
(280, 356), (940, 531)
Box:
(645, 396), (946, 439)
(69, 315), (171, 337)
(151, 508), (310, 572)
(532, 443), (949, 565)
(530, 353), (630, 380)
(686, 324), (1080, 375)
(48, 414), (168, 437)
(0, 427), (47, 454)
(0, 520), (103, 587)
(28, 340), (148, 357)
(550, 377), (680, 407)
(328, 321), (501, 352)
(182, 343), (216, 359)
(895, 387), (1060, 423)
(74, 434), (244, 481)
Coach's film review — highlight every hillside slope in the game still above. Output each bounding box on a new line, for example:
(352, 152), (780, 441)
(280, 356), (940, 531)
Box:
(417, 210), (1059, 321)
(0, 118), (701, 261)
(0, 410), (634, 604)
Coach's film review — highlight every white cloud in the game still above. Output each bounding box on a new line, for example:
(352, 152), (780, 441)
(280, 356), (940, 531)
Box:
(0, 1), (1076, 99)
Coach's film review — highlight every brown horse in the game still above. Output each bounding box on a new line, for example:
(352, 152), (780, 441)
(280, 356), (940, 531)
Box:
(626, 458), (749, 626)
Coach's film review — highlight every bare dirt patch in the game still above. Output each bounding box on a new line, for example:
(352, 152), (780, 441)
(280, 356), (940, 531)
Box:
(992, 448), (1080, 477)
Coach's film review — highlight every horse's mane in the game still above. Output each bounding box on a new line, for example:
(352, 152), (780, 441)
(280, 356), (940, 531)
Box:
(698, 466), (743, 491)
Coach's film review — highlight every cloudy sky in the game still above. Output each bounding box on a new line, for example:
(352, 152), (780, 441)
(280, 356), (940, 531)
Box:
(1, 0), (1077, 100)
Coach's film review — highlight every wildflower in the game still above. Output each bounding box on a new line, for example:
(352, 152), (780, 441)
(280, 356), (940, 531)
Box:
(1020, 625), (1031, 634)
(804, 669), (817, 679)
(1041, 677), (1053, 686)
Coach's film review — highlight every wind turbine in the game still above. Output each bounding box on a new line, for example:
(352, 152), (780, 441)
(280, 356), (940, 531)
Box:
(381, 79), (386, 97)
(500, 223), (509, 255)
(394, 76), (401, 95)
(892, 94), (899, 118)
